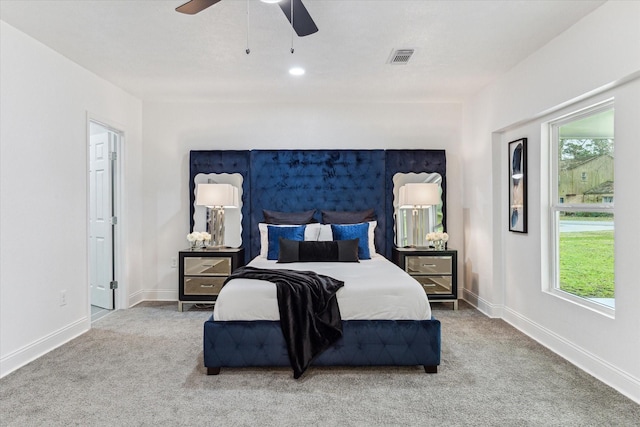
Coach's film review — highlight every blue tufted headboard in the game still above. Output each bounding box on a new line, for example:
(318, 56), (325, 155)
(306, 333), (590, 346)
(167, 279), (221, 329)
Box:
(190, 149), (446, 263)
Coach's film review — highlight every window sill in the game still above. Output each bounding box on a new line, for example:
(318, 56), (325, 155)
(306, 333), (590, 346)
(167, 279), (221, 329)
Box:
(544, 289), (615, 319)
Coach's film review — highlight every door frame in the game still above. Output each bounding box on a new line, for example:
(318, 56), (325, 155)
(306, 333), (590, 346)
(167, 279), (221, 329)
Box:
(87, 114), (125, 313)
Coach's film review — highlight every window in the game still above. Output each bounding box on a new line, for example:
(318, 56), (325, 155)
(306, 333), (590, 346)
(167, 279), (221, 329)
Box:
(549, 102), (614, 312)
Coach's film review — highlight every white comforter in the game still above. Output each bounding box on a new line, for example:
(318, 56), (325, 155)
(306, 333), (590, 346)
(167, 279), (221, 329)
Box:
(213, 256), (432, 321)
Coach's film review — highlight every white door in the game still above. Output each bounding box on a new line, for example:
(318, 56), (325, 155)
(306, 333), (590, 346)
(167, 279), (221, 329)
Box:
(89, 124), (115, 309)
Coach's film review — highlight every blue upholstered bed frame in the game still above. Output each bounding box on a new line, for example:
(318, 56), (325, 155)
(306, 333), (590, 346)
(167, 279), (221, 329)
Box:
(191, 149), (445, 376)
(203, 319), (441, 374)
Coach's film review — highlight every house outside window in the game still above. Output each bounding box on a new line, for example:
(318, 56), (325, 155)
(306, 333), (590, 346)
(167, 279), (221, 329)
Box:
(549, 102), (614, 313)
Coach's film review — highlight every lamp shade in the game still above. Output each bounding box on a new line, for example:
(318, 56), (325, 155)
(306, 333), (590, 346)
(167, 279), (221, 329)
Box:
(195, 183), (238, 208)
(399, 183), (439, 208)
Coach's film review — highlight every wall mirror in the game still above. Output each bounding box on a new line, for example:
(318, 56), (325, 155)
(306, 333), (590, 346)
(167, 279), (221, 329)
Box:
(393, 172), (444, 247)
(193, 173), (243, 248)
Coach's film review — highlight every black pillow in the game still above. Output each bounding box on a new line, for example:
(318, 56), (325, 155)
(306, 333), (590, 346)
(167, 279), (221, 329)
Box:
(277, 238), (360, 263)
(321, 209), (375, 224)
(263, 209), (316, 225)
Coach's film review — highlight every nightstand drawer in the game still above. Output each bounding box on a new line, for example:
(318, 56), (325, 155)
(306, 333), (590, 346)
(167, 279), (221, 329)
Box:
(183, 277), (225, 296)
(406, 255), (452, 275)
(413, 276), (453, 294)
(184, 257), (232, 276)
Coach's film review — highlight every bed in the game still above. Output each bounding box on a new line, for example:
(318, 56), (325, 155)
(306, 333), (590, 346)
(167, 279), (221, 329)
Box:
(192, 149), (445, 377)
(203, 221), (441, 377)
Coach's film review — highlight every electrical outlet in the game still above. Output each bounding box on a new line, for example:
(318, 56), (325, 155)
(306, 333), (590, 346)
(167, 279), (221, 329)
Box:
(60, 290), (67, 306)
(171, 257), (178, 268)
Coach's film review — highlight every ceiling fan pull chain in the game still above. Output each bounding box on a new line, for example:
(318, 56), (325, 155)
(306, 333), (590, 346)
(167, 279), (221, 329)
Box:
(245, 0), (251, 54)
(290, 0), (295, 53)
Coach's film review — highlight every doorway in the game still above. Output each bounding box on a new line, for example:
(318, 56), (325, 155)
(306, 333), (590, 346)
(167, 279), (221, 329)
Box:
(89, 120), (121, 321)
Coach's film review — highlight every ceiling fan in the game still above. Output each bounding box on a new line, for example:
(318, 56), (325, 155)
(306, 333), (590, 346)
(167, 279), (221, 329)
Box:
(176, 0), (319, 37)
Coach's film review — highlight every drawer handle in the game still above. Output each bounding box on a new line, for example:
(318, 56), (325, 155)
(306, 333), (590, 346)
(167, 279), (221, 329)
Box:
(422, 264), (437, 267)
(201, 264), (215, 267)
(200, 284), (214, 288)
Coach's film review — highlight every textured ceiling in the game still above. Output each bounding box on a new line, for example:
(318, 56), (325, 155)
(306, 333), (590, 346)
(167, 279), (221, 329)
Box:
(0, 0), (606, 103)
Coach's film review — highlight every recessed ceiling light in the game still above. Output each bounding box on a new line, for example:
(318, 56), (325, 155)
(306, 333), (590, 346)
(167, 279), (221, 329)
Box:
(261, 0), (282, 4)
(289, 67), (305, 76)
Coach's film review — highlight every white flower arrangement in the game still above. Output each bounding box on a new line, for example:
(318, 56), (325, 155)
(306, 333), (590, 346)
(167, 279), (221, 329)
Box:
(426, 232), (449, 242)
(426, 231), (449, 250)
(187, 231), (211, 247)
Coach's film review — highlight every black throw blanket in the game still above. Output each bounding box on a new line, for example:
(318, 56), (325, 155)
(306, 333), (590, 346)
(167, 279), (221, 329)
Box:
(224, 266), (344, 378)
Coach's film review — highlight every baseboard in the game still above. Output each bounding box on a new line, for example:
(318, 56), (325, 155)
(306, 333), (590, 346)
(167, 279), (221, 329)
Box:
(462, 288), (503, 318)
(502, 306), (640, 404)
(128, 289), (176, 308)
(128, 289), (145, 307)
(0, 316), (89, 379)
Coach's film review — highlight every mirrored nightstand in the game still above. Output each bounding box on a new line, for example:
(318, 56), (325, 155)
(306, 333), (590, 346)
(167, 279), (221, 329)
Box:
(178, 247), (244, 312)
(392, 247), (458, 310)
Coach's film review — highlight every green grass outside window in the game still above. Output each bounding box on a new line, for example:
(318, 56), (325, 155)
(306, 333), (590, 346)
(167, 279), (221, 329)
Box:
(559, 230), (614, 298)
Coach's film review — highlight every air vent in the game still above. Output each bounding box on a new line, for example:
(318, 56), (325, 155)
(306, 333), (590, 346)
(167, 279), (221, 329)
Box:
(388, 49), (415, 65)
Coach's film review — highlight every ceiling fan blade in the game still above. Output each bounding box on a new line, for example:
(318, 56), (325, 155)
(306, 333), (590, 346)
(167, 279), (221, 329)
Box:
(278, 0), (319, 37)
(175, 0), (221, 15)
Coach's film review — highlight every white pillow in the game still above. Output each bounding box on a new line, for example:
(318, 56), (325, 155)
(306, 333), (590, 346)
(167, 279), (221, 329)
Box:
(318, 221), (378, 257)
(258, 223), (321, 258)
(318, 224), (333, 241)
(367, 221), (378, 257)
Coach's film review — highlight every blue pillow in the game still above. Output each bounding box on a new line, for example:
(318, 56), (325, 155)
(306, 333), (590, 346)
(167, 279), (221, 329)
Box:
(267, 225), (306, 260)
(331, 223), (371, 259)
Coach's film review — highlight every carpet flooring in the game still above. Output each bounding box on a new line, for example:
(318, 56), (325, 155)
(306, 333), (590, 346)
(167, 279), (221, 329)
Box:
(1, 301), (638, 426)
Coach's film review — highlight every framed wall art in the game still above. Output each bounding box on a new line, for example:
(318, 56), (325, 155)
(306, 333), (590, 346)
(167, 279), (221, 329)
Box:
(508, 138), (527, 233)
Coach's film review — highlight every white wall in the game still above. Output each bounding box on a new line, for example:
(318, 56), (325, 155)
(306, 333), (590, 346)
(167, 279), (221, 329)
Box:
(140, 102), (463, 303)
(0, 21), (143, 377)
(462, 1), (640, 402)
